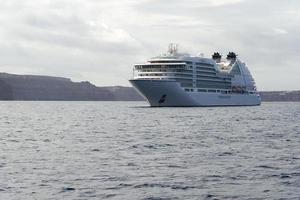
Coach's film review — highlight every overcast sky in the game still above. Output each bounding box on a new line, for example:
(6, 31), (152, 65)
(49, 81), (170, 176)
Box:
(0, 0), (299, 90)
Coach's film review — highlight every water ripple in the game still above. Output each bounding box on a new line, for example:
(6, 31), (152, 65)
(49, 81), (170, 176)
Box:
(0, 101), (299, 199)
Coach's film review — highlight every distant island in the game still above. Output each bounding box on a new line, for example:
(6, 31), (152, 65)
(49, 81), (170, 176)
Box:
(0, 73), (299, 101)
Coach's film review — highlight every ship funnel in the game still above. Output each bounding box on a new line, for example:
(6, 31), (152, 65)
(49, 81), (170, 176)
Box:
(212, 52), (222, 62)
(227, 52), (237, 60)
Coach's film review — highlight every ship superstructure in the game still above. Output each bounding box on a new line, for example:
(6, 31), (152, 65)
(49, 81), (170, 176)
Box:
(130, 44), (261, 106)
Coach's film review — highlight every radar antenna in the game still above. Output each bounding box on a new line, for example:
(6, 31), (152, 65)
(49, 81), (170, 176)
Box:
(168, 43), (178, 55)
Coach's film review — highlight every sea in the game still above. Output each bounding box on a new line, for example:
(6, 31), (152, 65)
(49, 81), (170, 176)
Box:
(0, 101), (299, 200)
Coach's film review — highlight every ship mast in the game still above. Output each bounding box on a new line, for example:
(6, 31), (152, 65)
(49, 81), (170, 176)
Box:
(168, 43), (178, 55)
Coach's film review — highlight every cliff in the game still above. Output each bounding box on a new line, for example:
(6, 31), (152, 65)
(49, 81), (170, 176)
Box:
(0, 73), (143, 101)
(0, 73), (299, 101)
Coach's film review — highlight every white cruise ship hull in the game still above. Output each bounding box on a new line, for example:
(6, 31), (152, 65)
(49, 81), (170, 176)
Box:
(130, 79), (261, 107)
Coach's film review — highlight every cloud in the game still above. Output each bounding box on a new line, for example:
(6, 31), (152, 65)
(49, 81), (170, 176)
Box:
(271, 28), (288, 35)
(0, 0), (299, 90)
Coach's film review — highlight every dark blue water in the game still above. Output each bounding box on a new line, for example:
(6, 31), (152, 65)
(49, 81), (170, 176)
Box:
(0, 102), (299, 200)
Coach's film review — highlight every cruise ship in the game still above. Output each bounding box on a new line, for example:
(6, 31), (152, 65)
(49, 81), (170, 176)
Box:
(129, 44), (261, 107)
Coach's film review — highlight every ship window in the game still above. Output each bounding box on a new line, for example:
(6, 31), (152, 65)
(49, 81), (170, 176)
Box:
(208, 90), (217, 93)
(185, 89), (190, 92)
(191, 89), (194, 92)
(221, 90), (228, 94)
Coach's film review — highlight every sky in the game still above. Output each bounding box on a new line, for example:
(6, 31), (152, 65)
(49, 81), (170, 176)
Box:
(0, 0), (299, 90)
